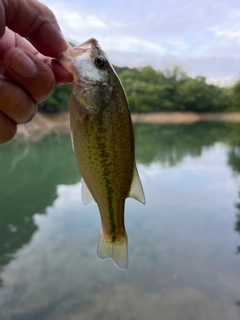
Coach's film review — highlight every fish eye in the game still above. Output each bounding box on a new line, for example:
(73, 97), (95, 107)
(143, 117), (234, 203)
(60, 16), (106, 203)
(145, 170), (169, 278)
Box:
(95, 56), (105, 68)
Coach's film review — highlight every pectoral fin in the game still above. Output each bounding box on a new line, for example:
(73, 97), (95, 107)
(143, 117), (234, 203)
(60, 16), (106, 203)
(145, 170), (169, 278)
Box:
(81, 178), (94, 205)
(128, 164), (146, 204)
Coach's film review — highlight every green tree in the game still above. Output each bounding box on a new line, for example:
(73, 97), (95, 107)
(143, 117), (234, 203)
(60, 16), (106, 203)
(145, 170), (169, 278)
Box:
(229, 80), (240, 111)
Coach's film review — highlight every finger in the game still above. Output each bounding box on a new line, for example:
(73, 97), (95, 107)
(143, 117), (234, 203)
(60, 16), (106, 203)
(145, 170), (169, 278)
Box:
(3, 48), (55, 103)
(0, 111), (17, 144)
(50, 59), (73, 84)
(0, 28), (46, 59)
(1, 0), (68, 57)
(0, 30), (73, 85)
(0, 75), (37, 124)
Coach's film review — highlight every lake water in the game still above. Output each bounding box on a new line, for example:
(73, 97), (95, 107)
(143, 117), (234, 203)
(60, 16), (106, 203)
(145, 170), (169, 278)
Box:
(1, 122), (240, 320)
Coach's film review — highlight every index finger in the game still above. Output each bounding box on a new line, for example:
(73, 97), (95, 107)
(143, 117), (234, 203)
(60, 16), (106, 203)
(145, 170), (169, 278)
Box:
(0, 0), (68, 57)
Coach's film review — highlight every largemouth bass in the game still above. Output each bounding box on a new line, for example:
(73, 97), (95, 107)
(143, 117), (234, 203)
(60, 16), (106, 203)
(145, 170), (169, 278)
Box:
(59, 38), (145, 270)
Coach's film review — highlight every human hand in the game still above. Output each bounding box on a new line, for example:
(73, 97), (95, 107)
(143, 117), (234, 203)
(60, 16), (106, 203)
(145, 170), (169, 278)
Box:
(0, 0), (73, 144)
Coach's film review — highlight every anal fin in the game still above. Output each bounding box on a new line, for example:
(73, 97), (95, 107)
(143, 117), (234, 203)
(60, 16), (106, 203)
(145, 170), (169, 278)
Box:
(128, 164), (146, 204)
(81, 178), (94, 205)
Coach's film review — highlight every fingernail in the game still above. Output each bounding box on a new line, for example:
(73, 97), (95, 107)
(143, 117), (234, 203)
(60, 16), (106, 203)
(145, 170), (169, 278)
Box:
(10, 50), (37, 78)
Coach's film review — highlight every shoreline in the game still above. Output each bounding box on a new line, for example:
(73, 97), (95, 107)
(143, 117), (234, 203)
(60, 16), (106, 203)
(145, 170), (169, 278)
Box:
(131, 112), (240, 123)
(16, 111), (240, 142)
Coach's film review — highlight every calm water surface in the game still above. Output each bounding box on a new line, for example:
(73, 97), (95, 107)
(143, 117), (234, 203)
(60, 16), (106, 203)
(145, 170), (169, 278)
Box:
(1, 122), (240, 320)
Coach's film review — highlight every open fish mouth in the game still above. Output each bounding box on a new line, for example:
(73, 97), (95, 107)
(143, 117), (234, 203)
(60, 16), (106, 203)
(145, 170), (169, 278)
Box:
(70, 38), (99, 57)
(78, 38), (99, 51)
(57, 38), (100, 73)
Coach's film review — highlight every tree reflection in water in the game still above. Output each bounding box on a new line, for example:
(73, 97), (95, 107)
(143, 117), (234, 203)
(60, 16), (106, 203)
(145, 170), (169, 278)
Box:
(0, 134), (79, 278)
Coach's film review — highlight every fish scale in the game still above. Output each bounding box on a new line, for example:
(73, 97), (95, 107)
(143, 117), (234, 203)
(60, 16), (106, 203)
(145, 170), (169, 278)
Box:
(71, 96), (134, 232)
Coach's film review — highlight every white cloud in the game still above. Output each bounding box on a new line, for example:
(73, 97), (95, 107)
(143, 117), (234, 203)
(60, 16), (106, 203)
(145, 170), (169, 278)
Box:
(209, 9), (240, 43)
(212, 27), (240, 42)
(39, 0), (240, 82)
(48, 3), (106, 33)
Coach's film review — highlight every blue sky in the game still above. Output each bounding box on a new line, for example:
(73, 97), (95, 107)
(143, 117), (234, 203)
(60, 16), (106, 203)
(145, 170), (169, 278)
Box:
(40, 0), (240, 85)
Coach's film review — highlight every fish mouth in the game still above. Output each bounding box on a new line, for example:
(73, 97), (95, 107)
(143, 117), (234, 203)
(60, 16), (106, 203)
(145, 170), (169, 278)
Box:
(78, 38), (99, 51)
(58, 38), (105, 78)
(59, 38), (99, 61)
(68, 38), (101, 59)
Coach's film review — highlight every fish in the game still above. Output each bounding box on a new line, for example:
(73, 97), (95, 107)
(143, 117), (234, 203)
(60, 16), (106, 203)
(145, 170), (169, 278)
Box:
(58, 38), (145, 270)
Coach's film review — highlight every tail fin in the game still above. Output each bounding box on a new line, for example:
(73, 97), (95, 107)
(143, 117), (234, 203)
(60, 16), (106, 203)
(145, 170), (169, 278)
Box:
(97, 232), (128, 270)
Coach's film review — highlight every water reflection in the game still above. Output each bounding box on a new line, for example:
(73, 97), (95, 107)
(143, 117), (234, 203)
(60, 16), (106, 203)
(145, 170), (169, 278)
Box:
(0, 135), (79, 272)
(227, 143), (240, 253)
(1, 123), (240, 320)
(135, 122), (240, 166)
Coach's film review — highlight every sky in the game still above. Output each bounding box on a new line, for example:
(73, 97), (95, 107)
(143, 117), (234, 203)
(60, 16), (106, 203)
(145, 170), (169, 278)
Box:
(40, 0), (240, 85)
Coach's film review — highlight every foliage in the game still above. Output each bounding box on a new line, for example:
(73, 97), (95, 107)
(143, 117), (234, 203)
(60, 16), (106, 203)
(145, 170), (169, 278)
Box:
(38, 65), (240, 113)
(229, 80), (240, 111)
(118, 65), (233, 113)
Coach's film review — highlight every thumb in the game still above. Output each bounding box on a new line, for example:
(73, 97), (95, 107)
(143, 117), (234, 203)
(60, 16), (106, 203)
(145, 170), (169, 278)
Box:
(3, 47), (55, 103)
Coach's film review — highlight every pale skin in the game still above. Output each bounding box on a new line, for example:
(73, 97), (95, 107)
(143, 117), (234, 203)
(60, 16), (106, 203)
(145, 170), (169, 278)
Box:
(0, 0), (73, 144)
